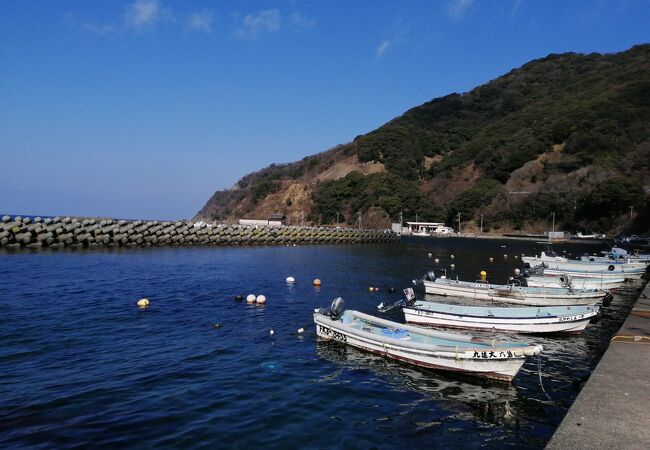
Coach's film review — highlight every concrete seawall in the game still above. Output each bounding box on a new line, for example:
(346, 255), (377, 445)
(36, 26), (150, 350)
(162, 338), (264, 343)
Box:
(546, 282), (650, 449)
(0, 216), (398, 249)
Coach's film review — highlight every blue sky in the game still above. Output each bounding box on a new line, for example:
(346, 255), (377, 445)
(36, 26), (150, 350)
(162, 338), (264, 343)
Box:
(1, 0), (649, 220)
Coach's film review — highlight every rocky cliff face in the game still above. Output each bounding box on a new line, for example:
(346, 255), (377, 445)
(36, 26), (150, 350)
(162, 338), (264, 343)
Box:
(197, 44), (650, 234)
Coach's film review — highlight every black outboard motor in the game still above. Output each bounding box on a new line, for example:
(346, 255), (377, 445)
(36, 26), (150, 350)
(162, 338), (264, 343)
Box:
(424, 271), (436, 282)
(510, 275), (528, 287)
(603, 292), (613, 308)
(319, 297), (345, 320)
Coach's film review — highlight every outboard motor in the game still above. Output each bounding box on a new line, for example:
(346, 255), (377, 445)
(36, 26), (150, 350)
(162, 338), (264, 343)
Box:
(318, 297), (345, 320)
(603, 292), (613, 308)
(424, 271), (436, 281)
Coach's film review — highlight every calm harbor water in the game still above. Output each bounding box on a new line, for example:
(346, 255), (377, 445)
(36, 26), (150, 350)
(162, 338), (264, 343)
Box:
(0, 237), (642, 448)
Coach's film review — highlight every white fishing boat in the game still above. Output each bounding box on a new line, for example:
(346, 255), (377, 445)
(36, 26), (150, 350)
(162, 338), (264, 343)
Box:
(403, 301), (600, 334)
(314, 298), (543, 382)
(420, 272), (609, 306)
(574, 232), (606, 239)
(524, 274), (626, 290)
(522, 251), (647, 273)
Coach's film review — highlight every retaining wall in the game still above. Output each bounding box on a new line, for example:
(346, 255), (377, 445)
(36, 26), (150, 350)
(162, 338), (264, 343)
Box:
(0, 216), (398, 249)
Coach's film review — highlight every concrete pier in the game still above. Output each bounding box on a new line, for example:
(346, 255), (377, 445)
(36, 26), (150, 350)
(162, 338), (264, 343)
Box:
(0, 215), (398, 249)
(547, 283), (650, 449)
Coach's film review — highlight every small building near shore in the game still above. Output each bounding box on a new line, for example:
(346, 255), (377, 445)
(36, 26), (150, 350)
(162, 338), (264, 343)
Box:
(267, 213), (287, 227)
(405, 221), (454, 235)
(238, 213), (287, 227)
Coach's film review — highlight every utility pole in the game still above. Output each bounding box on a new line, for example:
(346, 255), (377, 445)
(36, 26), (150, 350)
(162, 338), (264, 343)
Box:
(358, 211), (362, 230)
(399, 210), (403, 233)
(480, 214), (483, 234)
(336, 212), (339, 226)
(457, 212), (461, 234)
(552, 211), (555, 232)
(630, 206), (634, 219)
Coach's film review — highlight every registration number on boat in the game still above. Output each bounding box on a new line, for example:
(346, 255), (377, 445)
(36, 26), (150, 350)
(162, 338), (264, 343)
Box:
(318, 325), (347, 343)
(558, 314), (584, 322)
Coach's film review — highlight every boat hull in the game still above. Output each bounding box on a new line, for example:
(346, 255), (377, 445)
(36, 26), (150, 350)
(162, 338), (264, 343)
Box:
(314, 312), (537, 382)
(525, 276), (625, 290)
(542, 268), (645, 280)
(522, 255), (646, 273)
(423, 280), (604, 306)
(403, 304), (597, 334)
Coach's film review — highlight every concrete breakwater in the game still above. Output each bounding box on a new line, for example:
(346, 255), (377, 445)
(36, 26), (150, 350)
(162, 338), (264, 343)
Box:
(0, 215), (398, 249)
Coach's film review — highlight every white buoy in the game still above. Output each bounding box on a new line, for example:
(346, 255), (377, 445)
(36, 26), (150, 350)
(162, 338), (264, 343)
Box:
(256, 295), (267, 304)
(286, 276), (295, 284)
(428, 253), (432, 258)
(450, 264), (455, 269)
(451, 254), (455, 259)
(514, 268), (521, 276)
(270, 329), (274, 336)
(434, 258), (440, 264)
(246, 294), (256, 304)
(514, 255), (518, 259)
(137, 298), (150, 308)
(297, 328), (304, 334)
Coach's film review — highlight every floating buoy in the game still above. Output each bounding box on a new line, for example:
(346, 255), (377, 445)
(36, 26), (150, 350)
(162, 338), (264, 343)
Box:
(504, 254), (508, 258)
(375, 287), (380, 292)
(450, 264), (455, 269)
(451, 254), (455, 259)
(480, 270), (487, 277)
(514, 268), (521, 276)
(297, 328), (304, 334)
(256, 295), (267, 304)
(434, 258), (440, 264)
(313, 279), (322, 287)
(234, 294), (244, 301)
(212, 323), (221, 329)
(246, 294), (256, 304)
(368, 287), (375, 292)
(270, 329), (275, 336)
(286, 276), (295, 284)
(389, 287), (396, 293)
(489, 257), (494, 262)
(136, 298), (150, 308)
(428, 253), (432, 258)
(514, 255), (518, 259)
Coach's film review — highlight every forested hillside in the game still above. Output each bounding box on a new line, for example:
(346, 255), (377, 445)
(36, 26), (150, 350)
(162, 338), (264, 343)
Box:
(197, 44), (650, 234)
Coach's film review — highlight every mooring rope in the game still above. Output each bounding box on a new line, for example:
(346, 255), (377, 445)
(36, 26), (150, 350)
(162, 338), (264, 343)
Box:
(537, 354), (552, 401)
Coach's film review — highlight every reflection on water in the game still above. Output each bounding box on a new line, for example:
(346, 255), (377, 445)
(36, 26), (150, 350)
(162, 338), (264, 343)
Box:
(317, 341), (519, 425)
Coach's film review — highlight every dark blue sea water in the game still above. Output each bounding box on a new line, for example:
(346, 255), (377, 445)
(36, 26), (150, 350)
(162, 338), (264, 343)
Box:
(0, 238), (642, 449)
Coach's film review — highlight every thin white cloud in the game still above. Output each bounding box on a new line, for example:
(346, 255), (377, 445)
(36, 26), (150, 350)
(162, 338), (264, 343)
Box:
(447, 0), (475, 19)
(82, 22), (116, 36)
(125, 0), (173, 30)
(235, 9), (281, 39)
(374, 19), (409, 62)
(186, 10), (214, 33)
(510, 0), (523, 19)
(289, 12), (315, 31)
(375, 40), (391, 60)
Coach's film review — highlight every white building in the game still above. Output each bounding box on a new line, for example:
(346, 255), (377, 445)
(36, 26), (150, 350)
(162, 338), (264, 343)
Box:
(405, 221), (455, 236)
